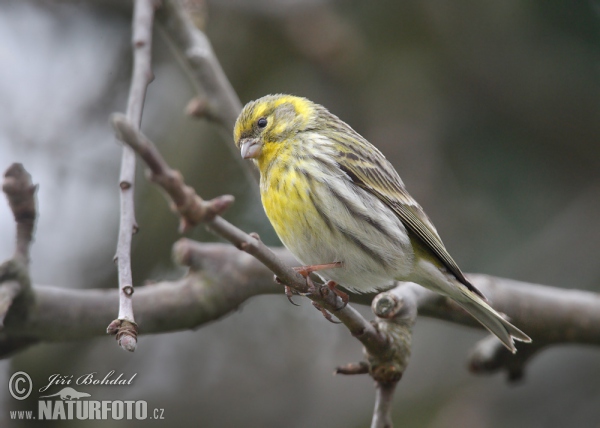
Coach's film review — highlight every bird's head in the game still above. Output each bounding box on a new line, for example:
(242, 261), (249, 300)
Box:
(233, 94), (315, 169)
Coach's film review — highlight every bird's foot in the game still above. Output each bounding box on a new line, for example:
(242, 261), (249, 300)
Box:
(274, 262), (342, 305)
(274, 262), (344, 313)
(284, 285), (300, 306)
(273, 275), (302, 306)
(312, 301), (341, 324)
(325, 281), (349, 311)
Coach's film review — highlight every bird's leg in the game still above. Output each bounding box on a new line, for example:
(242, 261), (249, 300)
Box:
(274, 262), (342, 305)
(292, 261), (342, 278)
(273, 275), (301, 306)
(311, 301), (341, 324)
(284, 285), (300, 306)
(325, 281), (349, 310)
(274, 262), (345, 321)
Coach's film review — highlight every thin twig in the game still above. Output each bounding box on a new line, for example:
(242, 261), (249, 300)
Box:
(372, 382), (397, 428)
(111, 0), (159, 352)
(2, 163), (37, 265)
(112, 114), (233, 232)
(0, 163), (38, 327)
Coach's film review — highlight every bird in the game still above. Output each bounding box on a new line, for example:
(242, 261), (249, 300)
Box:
(233, 94), (531, 353)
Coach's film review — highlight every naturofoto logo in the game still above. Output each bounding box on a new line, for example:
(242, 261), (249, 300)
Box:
(8, 371), (165, 421)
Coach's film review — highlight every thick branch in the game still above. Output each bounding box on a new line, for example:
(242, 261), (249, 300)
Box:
(112, 0), (159, 352)
(2, 241), (599, 379)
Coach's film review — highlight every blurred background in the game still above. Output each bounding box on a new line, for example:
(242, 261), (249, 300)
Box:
(1, 0), (599, 426)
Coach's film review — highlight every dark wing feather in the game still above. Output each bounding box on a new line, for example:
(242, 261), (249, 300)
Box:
(332, 135), (483, 297)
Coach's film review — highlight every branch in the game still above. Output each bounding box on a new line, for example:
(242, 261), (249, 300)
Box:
(157, 0), (241, 132)
(372, 382), (397, 428)
(156, 0), (259, 185)
(2, 240), (599, 377)
(112, 113), (233, 232)
(368, 286), (417, 427)
(111, 0), (159, 352)
(0, 163), (37, 327)
(175, 243), (600, 355)
(2, 164), (37, 265)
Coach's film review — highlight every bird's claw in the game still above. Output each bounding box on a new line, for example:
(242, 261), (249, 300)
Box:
(284, 285), (300, 306)
(312, 301), (341, 324)
(275, 263), (345, 310)
(326, 281), (349, 311)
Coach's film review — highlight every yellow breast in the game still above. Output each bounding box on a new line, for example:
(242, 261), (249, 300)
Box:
(261, 162), (317, 245)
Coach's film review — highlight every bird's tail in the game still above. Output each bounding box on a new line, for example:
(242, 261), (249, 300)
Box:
(454, 286), (531, 353)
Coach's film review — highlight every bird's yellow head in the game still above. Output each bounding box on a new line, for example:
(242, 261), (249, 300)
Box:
(233, 94), (316, 170)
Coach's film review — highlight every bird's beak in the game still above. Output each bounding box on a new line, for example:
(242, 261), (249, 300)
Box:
(239, 138), (262, 159)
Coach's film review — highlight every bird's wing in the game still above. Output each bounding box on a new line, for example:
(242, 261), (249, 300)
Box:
(334, 141), (482, 296)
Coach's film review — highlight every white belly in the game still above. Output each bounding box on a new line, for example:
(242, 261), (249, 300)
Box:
(267, 173), (415, 293)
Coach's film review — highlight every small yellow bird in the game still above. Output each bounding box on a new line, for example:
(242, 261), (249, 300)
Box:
(234, 94), (531, 352)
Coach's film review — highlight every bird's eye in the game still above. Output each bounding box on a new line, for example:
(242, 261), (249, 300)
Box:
(257, 117), (268, 128)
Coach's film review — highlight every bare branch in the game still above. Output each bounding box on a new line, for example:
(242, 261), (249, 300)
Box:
(364, 285), (418, 426)
(111, 0), (159, 352)
(112, 114), (234, 232)
(468, 335), (545, 382)
(371, 382), (397, 428)
(335, 362), (370, 375)
(2, 163), (37, 265)
(157, 0), (241, 132)
(156, 0), (259, 186)
(2, 240), (600, 374)
(0, 163), (37, 328)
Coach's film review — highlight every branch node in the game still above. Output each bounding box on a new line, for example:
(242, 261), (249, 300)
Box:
(373, 294), (404, 319)
(335, 361), (369, 375)
(371, 365), (403, 384)
(119, 334), (138, 352)
(107, 319), (139, 352)
(119, 181), (132, 190)
(106, 319), (122, 335)
(3, 163), (38, 264)
(237, 241), (251, 251)
(123, 285), (135, 297)
(185, 96), (213, 119)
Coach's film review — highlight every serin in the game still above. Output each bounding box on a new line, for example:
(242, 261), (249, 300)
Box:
(234, 94), (531, 353)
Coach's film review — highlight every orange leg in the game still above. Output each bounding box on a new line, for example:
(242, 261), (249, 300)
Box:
(312, 301), (341, 324)
(292, 261), (343, 278)
(275, 262), (347, 319)
(326, 281), (349, 310)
